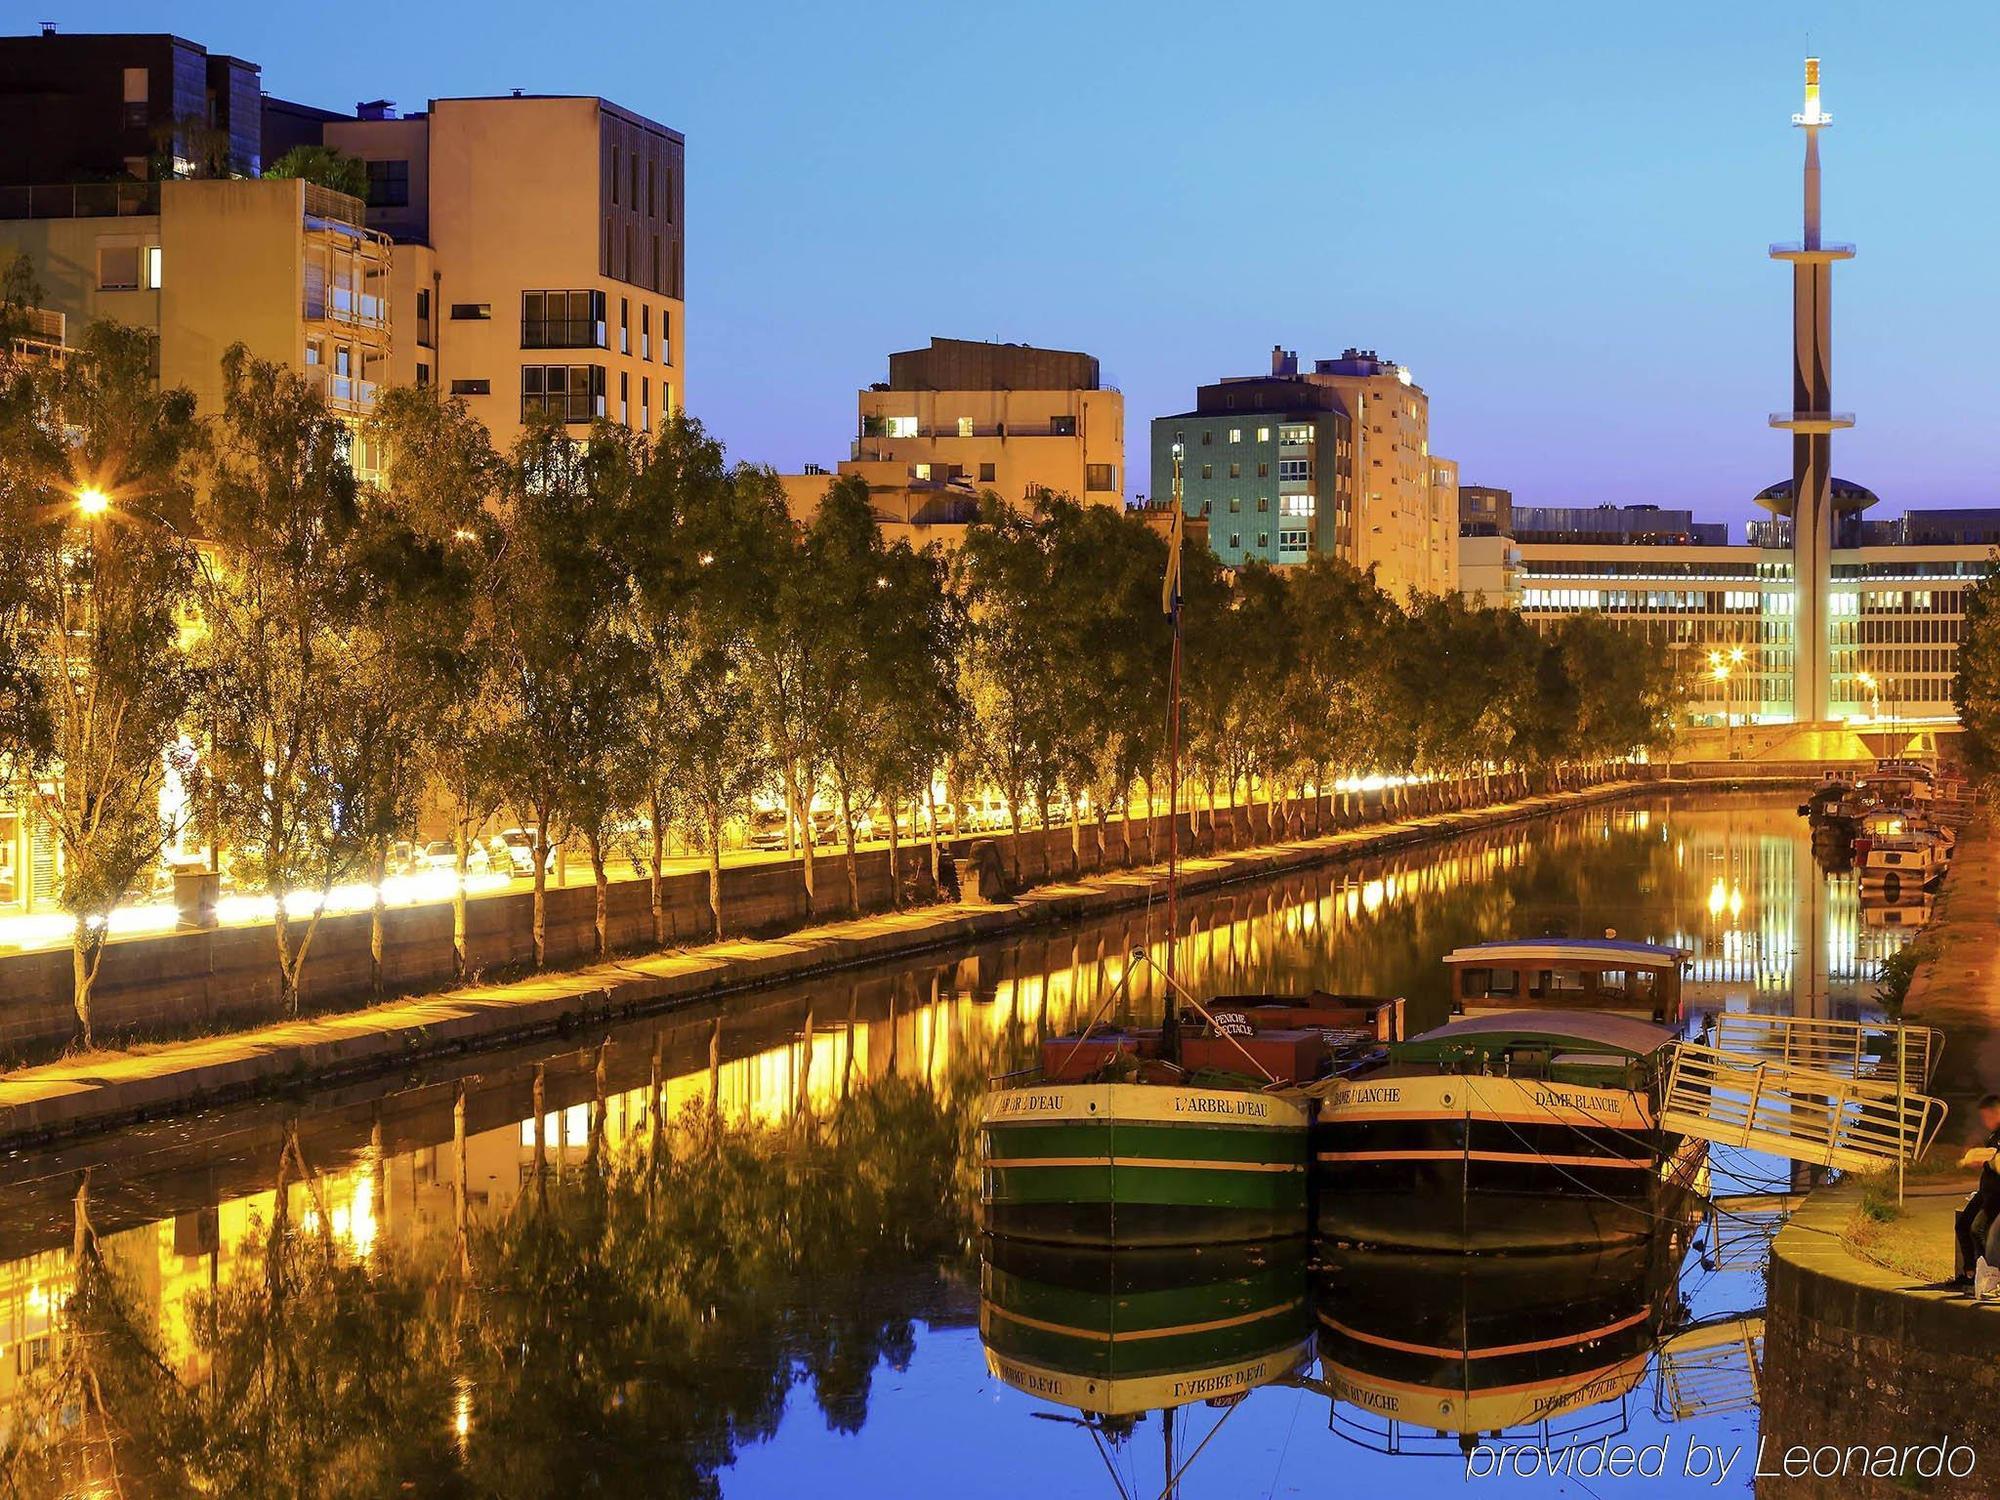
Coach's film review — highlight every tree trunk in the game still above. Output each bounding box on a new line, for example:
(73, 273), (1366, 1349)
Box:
(707, 813), (724, 939)
(531, 839), (549, 970)
(887, 802), (902, 909)
(452, 822), (471, 979)
(1069, 801), (1083, 874)
(837, 783), (860, 913)
(1007, 805), (1024, 884)
(70, 924), (101, 1051)
(587, 830), (610, 959)
(789, 772), (817, 917)
(369, 844), (389, 997)
(926, 781), (942, 891)
(650, 793), (668, 946)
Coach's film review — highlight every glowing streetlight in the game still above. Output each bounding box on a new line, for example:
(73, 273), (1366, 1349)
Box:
(75, 486), (111, 518)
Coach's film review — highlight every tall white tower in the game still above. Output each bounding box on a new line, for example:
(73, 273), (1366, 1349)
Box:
(1770, 57), (1854, 724)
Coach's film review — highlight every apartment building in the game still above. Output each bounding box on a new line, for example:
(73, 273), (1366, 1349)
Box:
(1149, 375), (1355, 569)
(321, 94), (684, 449)
(849, 338), (1123, 509)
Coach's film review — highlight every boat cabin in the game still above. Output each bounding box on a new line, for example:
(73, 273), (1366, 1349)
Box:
(1443, 938), (1686, 1025)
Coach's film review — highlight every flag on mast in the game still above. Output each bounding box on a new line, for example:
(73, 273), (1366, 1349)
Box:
(1162, 502), (1183, 618)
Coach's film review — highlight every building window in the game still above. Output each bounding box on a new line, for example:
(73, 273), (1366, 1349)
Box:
(1228, 463), (1241, 479)
(1279, 458), (1312, 481)
(1200, 431), (1212, 446)
(1200, 500), (1211, 516)
(1085, 464), (1116, 492)
(914, 463), (932, 480)
(1229, 497), (1241, 513)
(121, 67), (149, 127)
(619, 297), (630, 354)
(415, 289), (433, 346)
(365, 159), (410, 208)
(1229, 533), (1241, 549)
(1257, 426), (1271, 442)
(521, 290), (606, 348)
(957, 417), (974, 438)
(661, 309), (673, 364)
(450, 303), (491, 320)
(1228, 428), (1242, 443)
(641, 304), (651, 360)
(641, 377), (650, 431)
(1257, 532), (1270, 549)
(1200, 464), (1212, 480)
(619, 369), (629, 424)
(1256, 496), (1269, 511)
(96, 243), (144, 290)
(1049, 415), (1077, 437)
(611, 145), (621, 205)
(1257, 462), (1269, 478)
(866, 415), (919, 438)
(521, 364), (607, 423)
(979, 462), (996, 483)
(449, 379), (489, 396)
(416, 363), (430, 387)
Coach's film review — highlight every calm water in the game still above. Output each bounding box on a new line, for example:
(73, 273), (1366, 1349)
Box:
(0, 792), (1910, 1497)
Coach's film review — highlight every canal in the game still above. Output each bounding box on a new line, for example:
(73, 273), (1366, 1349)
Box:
(0, 790), (1910, 1495)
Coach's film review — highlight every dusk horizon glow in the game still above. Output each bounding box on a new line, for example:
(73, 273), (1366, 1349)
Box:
(37, 0), (2000, 532)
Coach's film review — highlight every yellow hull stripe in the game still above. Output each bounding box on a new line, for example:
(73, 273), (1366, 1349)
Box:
(1315, 1149), (1651, 1170)
(985, 1298), (1306, 1345)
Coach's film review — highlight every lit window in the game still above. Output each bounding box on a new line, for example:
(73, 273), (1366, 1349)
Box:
(884, 416), (918, 438)
(914, 463), (932, 480)
(957, 417), (974, 438)
(1257, 427), (1271, 442)
(1228, 428), (1242, 443)
(144, 245), (162, 288)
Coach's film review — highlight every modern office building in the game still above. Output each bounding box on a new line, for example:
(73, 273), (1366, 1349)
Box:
(1154, 347), (1457, 595)
(1460, 500), (1990, 727)
(845, 338), (1123, 509)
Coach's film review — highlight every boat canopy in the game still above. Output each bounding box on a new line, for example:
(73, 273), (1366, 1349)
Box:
(1443, 938), (1686, 972)
(1403, 1009), (1679, 1059)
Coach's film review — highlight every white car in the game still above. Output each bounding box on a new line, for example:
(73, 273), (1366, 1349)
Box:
(490, 828), (552, 875)
(419, 839), (489, 875)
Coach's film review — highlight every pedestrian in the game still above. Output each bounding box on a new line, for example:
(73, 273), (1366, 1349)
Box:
(1949, 1093), (2000, 1290)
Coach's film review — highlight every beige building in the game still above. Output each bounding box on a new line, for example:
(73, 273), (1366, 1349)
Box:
(324, 95), (684, 452)
(1281, 347), (1453, 599)
(777, 459), (981, 550)
(0, 177), (393, 464)
(849, 337), (1122, 510)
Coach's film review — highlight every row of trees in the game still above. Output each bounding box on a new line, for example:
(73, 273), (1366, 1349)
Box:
(0, 313), (1683, 1049)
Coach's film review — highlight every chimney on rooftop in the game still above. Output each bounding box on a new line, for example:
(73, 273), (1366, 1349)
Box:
(356, 99), (397, 121)
(1270, 345), (1299, 378)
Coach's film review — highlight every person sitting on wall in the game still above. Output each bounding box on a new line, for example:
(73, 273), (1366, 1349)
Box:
(1949, 1093), (2000, 1289)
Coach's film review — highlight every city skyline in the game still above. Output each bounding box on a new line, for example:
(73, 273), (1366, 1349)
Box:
(29, 1), (2000, 528)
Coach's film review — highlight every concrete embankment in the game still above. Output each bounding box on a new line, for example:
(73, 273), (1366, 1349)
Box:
(1760, 807), (2000, 1498)
(0, 776), (1671, 1148)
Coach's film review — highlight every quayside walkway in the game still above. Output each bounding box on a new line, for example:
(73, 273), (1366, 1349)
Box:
(0, 778), (1652, 1147)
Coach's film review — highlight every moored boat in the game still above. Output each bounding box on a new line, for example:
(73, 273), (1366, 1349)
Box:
(1311, 1010), (1708, 1251)
(1443, 937), (1687, 1026)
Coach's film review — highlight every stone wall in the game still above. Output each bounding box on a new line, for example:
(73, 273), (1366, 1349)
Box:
(1761, 1188), (2000, 1498)
(0, 771), (1625, 1061)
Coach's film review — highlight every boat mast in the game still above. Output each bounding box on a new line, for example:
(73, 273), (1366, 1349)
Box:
(1163, 445), (1186, 1064)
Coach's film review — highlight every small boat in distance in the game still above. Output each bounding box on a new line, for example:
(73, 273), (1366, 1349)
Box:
(1444, 937), (1688, 1027)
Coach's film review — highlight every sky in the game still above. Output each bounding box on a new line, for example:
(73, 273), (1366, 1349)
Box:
(38, 1), (2000, 531)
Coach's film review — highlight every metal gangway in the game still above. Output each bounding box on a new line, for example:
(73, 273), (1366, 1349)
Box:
(1661, 1021), (1947, 1173)
(1707, 1014), (1942, 1091)
(1654, 1317), (1764, 1422)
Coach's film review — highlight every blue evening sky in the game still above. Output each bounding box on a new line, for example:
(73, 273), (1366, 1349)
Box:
(36, 1), (2000, 531)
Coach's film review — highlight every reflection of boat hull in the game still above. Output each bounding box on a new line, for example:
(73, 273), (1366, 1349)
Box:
(980, 1083), (1310, 1246)
(1316, 1238), (1683, 1444)
(1312, 1073), (1707, 1251)
(979, 1238), (1313, 1417)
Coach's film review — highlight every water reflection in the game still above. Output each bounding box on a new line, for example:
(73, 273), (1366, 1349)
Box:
(0, 794), (1879, 1493)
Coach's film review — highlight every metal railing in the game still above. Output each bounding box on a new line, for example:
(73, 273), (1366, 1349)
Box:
(0, 181), (160, 220)
(1660, 1042), (1946, 1172)
(301, 181), (368, 228)
(1655, 1317), (1764, 1421)
(1709, 1013), (1941, 1090)
(304, 366), (380, 411)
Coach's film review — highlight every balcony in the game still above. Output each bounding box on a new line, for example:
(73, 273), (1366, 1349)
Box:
(521, 318), (608, 351)
(1769, 242), (1856, 261)
(302, 182), (369, 230)
(1769, 412), (1855, 433)
(305, 366), (379, 412)
(0, 181), (160, 220)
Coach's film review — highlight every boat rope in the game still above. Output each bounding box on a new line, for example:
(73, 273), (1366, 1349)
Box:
(1047, 956), (1143, 1083)
(1129, 950), (1280, 1086)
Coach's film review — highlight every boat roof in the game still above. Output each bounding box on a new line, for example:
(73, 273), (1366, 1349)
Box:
(1405, 1010), (1679, 1057)
(1443, 937), (1686, 969)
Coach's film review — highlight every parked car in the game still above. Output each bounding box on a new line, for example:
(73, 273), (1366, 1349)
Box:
(747, 808), (790, 852)
(419, 839), (489, 875)
(490, 828), (551, 876)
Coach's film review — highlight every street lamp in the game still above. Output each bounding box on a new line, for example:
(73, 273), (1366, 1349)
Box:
(1857, 670), (1881, 722)
(75, 485), (111, 519)
(1711, 660), (1733, 761)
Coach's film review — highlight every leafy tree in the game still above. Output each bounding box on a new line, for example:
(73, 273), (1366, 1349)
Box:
(484, 417), (643, 965)
(191, 346), (378, 1017)
(264, 144), (371, 199)
(0, 323), (203, 1045)
(1955, 561), (2000, 783)
(362, 386), (507, 977)
(867, 539), (965, 897)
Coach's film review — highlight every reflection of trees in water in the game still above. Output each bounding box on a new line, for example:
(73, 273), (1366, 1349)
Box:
(2, 1062), (987, 1499)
